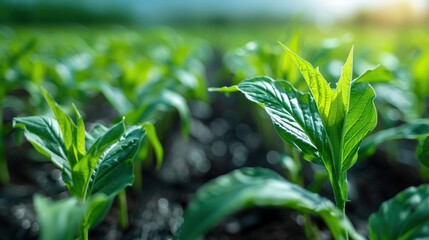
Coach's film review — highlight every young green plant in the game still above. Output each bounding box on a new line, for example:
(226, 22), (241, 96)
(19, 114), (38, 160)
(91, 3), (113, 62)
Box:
(13, 88), (161, 239)
(176, 45), (380, 239)
(214, 44), (377, 212)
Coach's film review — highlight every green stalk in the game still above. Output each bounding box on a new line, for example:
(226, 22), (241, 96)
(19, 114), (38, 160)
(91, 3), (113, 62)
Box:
(118, 190), (128, 230)
(133, 160), (142, 191)
(0, 109), (10, 184)
(330, 173), (346, 213)
(81, 225), (89, 240)
(303, 214), (318, 239)
(329, 170), (348, 239)
(291, 148), (302, 185)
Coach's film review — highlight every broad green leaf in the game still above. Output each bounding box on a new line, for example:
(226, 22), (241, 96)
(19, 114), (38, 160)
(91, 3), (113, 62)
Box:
(13, 116), (69, 172)
(142, 122), (164, 169)
(99, 84), (133, 116)
(175, 167), (363, 240)
(34, 195), (87, 240)
(87, 126), (144, 197)
(360, 120), (429, 159)
(417, 136), (429, 168)
(369, 184), (429, 240)
(354, 65), (392, 83)
(83, 194), (113, 230)
(42, 88), (84, 166)
(280, 43), (333, 120)
(214, 77), (327, 165)
(341, 82), (377, 171)
(71, 119), (125, 199)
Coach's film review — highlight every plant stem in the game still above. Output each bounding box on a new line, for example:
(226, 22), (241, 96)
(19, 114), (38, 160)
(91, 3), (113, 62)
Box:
(303, 214), (318, 239)
(133, 161), (142, 192)
(291, 148), (302, 185)
(0, 109), (10, 184)
(118, 190), (128, 230)
(331, 173), (346, 213)
(81, 225), (89, 240)
(330, 172), (348, 240)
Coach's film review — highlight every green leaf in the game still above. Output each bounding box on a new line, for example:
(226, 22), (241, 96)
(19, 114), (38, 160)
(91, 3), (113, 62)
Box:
(208, 85), (238, 94)
(83, 194), (113, 230)
(417, 136), (429, 168)
(34, 195), (87, 240)
(13, 116), (70, 173)
(280, 43), (333, 120)
(341, 82), (377, 171)
(126, 90), (190, 137)
(87, 125), (145, 197)
(72, 104), (86, 156)
(99, 83), (133, 116)
(175, 168), (363, 240)
(360, 120), (429, 159)
(215, 77), (326, 164)
(85, 124), (109, 151)
(354, 65), (392, 83)
(142, 122), (164, 169)
(369, 184), (429, 240)
(71, 119), (126, 199)
(42, 88), (84, 166)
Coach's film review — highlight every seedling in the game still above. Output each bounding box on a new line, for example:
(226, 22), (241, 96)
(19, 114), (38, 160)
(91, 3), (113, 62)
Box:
(13, 89), (161, 239)
(214, 44), (378, 212)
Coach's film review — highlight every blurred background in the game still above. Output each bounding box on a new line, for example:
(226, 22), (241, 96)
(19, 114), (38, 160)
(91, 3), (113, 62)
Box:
(1, 1), (429, 239)
(1, 0), (428, 26)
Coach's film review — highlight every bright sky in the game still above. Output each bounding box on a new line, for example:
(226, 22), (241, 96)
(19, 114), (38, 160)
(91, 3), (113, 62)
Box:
(140, 0), (429, 23)
(317, 0), (428, 17)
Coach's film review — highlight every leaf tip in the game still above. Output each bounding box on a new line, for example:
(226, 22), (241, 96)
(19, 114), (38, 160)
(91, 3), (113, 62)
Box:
(208, 85), (239, 93)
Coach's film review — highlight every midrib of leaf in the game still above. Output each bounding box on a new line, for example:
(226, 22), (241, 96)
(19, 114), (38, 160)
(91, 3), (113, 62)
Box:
(84, 143), (118, 197)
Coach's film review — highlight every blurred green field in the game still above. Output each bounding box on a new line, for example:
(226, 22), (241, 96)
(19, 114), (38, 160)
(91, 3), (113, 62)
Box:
(2, 23), (429, 239)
